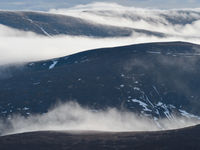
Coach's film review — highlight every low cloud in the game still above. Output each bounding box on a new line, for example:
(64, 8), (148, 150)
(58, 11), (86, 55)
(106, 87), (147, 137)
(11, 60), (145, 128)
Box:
(0, 3), (200, 66)
(1, 24), (200, 66)
(49, 2), (200, 37)
(1, 101), (199, 136)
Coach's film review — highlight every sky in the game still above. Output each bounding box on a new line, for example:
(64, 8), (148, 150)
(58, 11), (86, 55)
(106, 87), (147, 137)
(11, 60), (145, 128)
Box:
(0, 0), (200, 10)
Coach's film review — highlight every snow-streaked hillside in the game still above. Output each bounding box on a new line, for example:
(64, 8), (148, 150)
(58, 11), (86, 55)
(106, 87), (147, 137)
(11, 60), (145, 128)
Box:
(0, 42), (200, 134)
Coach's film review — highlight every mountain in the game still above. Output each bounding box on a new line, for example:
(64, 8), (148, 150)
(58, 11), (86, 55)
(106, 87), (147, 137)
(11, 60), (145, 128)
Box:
(83, 9), (200, 25)
(0, 11), (165, 37)
(0, 124), (200, 150)
(0, 41), (200, 124)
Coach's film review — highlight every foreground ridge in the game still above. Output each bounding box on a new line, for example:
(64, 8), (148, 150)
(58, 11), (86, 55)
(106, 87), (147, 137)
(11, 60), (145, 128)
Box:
(0, 124), (200, 150)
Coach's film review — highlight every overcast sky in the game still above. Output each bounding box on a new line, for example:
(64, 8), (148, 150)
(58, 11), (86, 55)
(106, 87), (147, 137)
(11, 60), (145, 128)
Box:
(0, 0), (200, 11)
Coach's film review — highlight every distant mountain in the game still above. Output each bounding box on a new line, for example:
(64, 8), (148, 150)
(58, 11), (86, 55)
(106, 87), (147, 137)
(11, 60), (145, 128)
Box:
(83, 9), (200, 25)
(0, 124), (200, 150)
(0, 41), (200, 125)
(0, 11), (165, 37)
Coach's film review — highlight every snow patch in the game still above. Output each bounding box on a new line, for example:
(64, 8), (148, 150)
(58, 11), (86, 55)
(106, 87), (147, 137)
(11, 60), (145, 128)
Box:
(49, 60), (58, 70)
(133, 87), (140, 91)
(179, 109), (200, 120)
(120, 84), (125, 88)
(28, 63), (34, 66)
(23, 107), (30, 111)
(131, 99), (152, 112)
(147, 51), (161, 54)
(33, 82), (40, 85)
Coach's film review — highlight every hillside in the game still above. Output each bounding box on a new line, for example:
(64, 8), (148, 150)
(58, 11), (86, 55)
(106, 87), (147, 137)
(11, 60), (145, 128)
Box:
(0, 42), (200, 124)
(0, 125), (200, 150)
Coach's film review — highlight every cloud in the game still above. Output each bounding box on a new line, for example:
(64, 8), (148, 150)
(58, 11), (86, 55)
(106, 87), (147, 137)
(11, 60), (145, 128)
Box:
(1, 101), (199, 135)
(1, 3), (200, 70)
(1, 23), (200, 66)
(49, 2), (200, 37)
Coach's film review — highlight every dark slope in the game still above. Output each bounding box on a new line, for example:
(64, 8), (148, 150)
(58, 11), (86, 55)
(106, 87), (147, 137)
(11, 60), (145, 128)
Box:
(0, 124), (200, 150)
(0, 11), (165, 37)
(1, 41), (200, 121)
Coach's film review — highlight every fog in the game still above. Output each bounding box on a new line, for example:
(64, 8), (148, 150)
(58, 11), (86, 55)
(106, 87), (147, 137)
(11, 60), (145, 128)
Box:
(1, 24), (200, 66)
(50, 2), (200, 37)
(1, 102), (199, 136)
(0, 3), (200, 65)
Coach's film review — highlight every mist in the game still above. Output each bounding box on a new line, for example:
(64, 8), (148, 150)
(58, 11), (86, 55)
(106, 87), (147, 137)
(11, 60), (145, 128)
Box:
(0, 3), (200, 65)
(1, 24), (200, 66)
(50, 2), (200, 37)
(1, 101), (199, 136)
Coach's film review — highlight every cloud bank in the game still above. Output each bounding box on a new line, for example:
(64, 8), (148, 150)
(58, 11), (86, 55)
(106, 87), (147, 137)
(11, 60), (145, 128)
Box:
(0, 25), (200, 66)
(1, 101), (199, 136)
(49, 2), (200, 37)
(0, 3), (200, 66)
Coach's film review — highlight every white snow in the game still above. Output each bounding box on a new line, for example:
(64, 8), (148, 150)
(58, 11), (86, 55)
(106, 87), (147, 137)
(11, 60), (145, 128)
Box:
(163, 110), (171, 120)
(147, 51), (161, 54)
(145, 95), (154, 108)
(29, 63), (34, 66)
(155, 109), (160, 115)
(169, 104), (176, 109)
(33, 82), (40, 85)
(120, 84), (125, 88)
(39, 27), (52, 37)
(161, 104), (173, 120)
(23, 107), (30, 111)
(24, 17), (51, 37)
(133, 87), (140, 91)
(153, 117), (163, 129)
(156, 102), (174, 120)
(156, 102), (163, 106)
(131, 99), (152, 112)
(25, 18), (33, 23)
(121, 74), (125, 77)
(49, 60), (58, 70)
(153, 86), (160, 96)
(179, 109), (200, 120)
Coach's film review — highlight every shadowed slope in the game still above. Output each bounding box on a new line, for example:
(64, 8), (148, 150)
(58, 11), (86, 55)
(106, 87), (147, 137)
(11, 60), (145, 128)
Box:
(0, 124), (200, 150)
